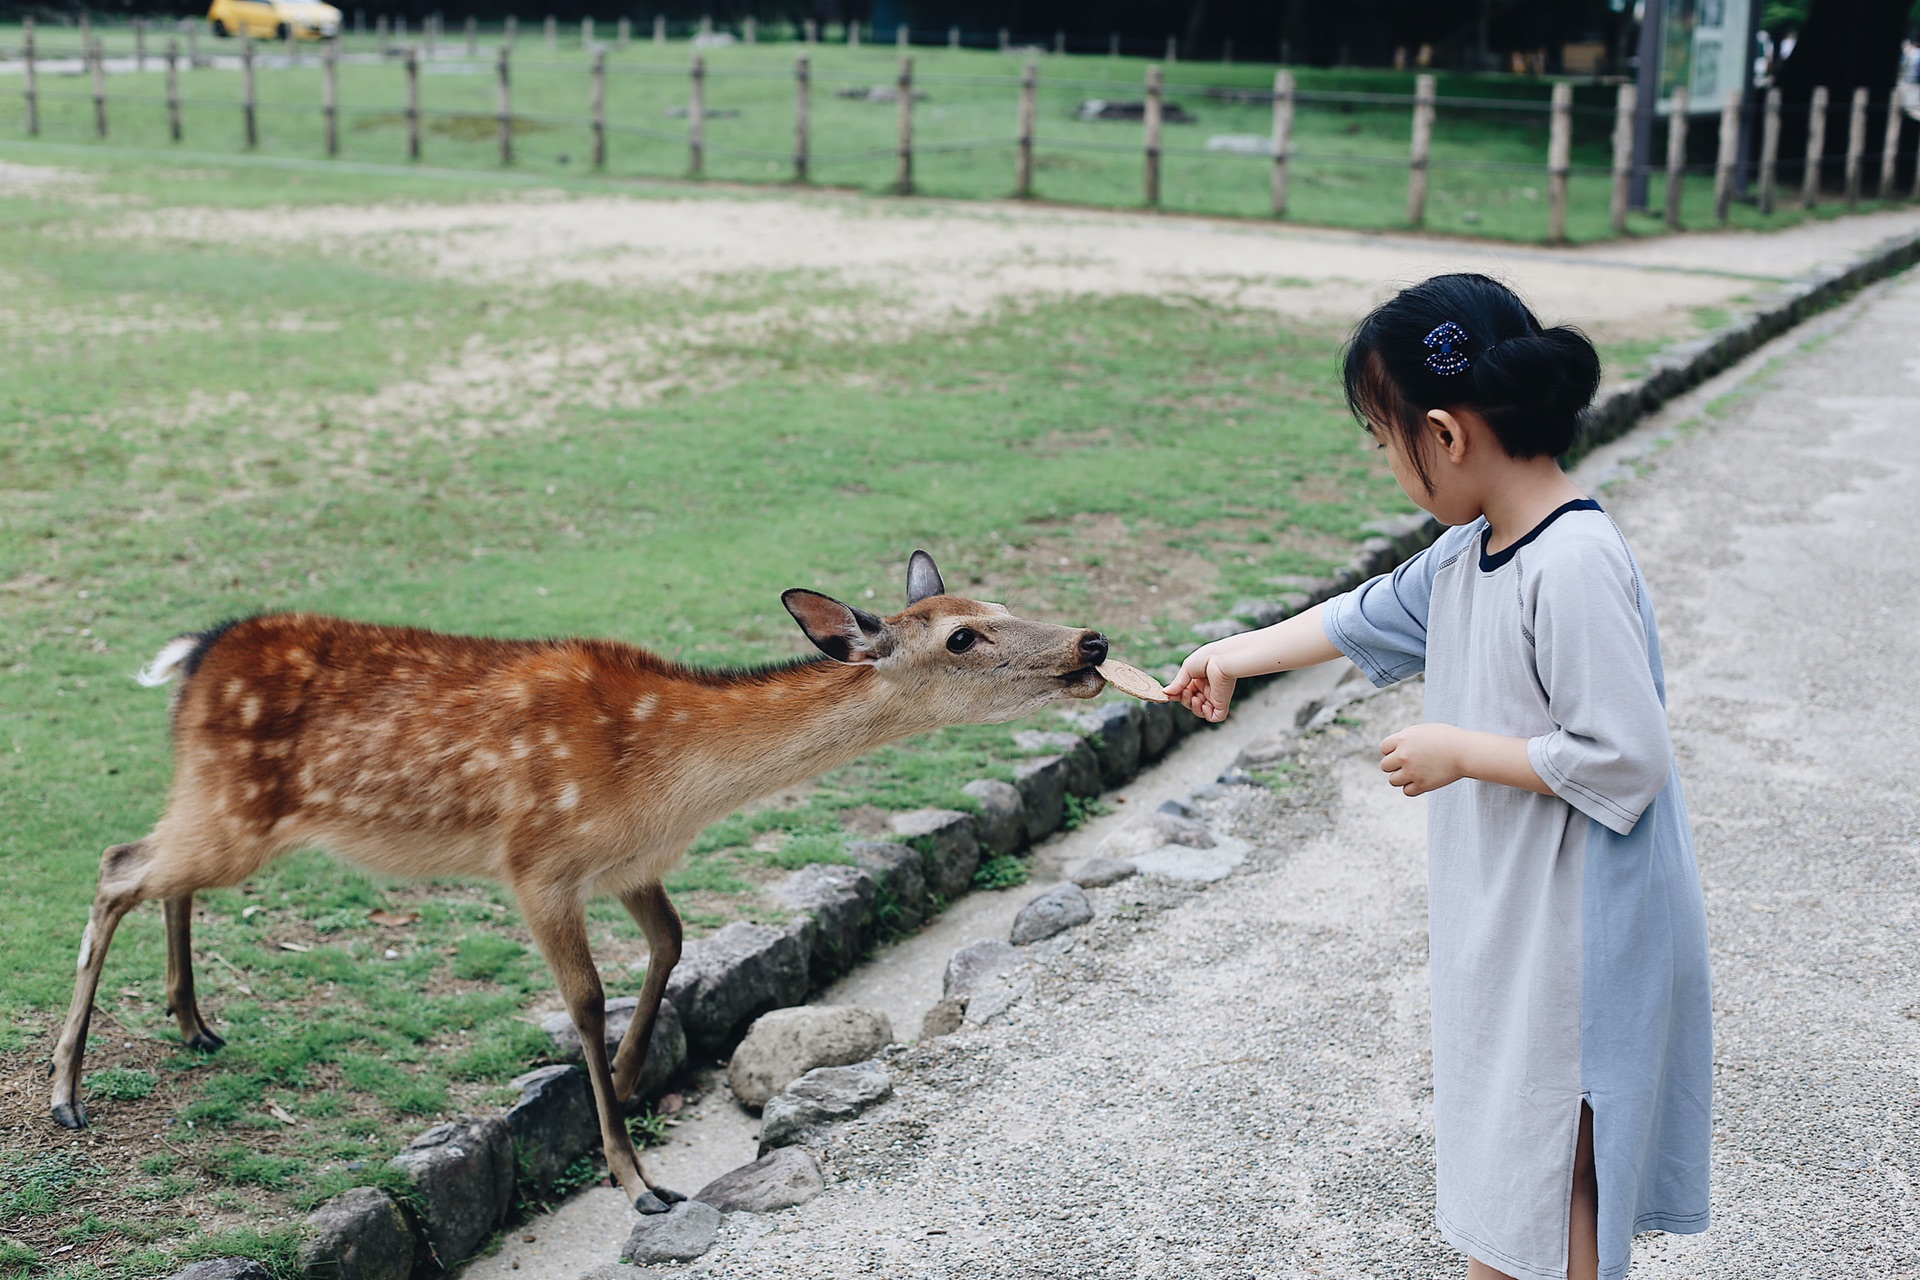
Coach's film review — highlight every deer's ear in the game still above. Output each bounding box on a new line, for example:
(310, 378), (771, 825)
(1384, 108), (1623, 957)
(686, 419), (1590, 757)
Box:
(906, 550), (946, 605)
(782, 590), (889, 664)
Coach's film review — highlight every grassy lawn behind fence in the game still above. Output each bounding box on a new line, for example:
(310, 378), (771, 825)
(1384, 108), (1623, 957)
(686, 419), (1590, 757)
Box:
(0, 25), (1853, 241)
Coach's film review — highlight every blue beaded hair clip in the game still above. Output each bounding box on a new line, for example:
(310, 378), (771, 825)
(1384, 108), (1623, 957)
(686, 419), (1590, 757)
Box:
(1423, 321), (1471, 376)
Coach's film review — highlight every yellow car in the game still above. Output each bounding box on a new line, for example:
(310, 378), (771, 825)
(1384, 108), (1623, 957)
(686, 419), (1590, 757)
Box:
(207, 0), (342, 41)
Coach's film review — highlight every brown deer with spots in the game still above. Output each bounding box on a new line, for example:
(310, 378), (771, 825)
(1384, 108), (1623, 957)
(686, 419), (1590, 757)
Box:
(50, 551), (1110, 1213)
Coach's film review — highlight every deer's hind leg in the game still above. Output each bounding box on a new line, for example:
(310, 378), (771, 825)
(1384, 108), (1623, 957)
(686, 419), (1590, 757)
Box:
(50, 839), (160, 1129)
(611, 881), (682, 1104)
(164, 893), (224, 1053)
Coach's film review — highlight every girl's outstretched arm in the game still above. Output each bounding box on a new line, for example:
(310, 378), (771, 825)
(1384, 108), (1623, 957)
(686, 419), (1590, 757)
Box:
(1164, 603), (1343, 721)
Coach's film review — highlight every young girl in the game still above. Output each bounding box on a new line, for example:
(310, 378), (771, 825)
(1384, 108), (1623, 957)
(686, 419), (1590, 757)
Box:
(1166, 273), (1712, 1280)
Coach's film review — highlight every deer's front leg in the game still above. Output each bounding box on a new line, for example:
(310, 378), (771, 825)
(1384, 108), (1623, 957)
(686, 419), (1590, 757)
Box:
(611, 881), (682, 1103)
(515, 882), (683, 1214)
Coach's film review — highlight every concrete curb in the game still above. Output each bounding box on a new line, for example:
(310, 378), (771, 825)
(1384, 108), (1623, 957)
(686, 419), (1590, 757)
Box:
(182, 227), (1918, 1280)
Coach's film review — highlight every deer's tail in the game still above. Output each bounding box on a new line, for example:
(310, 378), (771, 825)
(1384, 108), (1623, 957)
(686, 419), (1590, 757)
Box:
(136, 636), (201, 688)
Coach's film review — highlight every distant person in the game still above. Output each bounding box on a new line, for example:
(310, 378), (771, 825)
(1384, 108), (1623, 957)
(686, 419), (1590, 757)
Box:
(1166, 274), (1712, 1280)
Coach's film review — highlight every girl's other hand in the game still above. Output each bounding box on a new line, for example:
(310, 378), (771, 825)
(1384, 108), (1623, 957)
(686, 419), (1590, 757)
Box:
(1164, 645), (1238, 722)
(1379, 723), (1468, 796)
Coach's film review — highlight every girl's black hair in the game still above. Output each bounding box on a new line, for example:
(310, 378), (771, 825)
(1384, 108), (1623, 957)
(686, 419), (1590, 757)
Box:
(1342, 273), (1602, 492)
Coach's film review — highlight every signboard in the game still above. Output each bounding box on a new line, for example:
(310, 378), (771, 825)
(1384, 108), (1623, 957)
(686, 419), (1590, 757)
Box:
(1656, 0), (1751, 113)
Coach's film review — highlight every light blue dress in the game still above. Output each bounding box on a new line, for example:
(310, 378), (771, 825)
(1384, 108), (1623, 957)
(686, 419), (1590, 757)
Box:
(1322, 501), (1712, 1279)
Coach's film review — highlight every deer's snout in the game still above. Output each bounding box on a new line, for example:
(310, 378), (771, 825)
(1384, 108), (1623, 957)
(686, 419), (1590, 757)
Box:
(1078, 632), (1110, 667)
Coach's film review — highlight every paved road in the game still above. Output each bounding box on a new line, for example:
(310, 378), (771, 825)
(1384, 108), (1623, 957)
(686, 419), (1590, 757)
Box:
(643, 269), (1920, 1277)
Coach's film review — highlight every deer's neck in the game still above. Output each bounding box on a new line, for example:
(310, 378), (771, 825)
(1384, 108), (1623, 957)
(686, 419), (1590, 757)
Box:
(638, 660), (935, 828)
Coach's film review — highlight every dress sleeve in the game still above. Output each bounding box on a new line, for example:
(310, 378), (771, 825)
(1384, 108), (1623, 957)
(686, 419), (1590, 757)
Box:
(1319, 531), (1455, 688)
(1524, 540), (1674, 836)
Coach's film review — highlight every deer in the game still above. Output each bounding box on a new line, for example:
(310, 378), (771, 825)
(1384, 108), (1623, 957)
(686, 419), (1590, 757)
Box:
(49, 551), (1111, 1213)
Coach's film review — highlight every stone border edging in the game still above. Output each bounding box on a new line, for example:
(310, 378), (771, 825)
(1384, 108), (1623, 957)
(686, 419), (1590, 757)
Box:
(178, 226), (1920, 1280)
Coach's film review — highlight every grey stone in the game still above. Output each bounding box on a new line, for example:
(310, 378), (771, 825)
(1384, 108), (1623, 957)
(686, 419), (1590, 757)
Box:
(1010, 755), (1067, 842)
(1234, 736), (1293, 769)
(891, 809), (980, 905)
(1230, 597), (1291, 627)
(387, 1116), (513, 1269)
(665, 922), (809, 1058)
(1139, 699), (1178, 760)
(1069, 702), (1142, 787)
(693, 1146), (825, 1213)
(1010, 883), (1094, 945)
(1096, 811), (1215, 859)
(504, 1065), (599, 1200)
(1131, 834), (1253, 883)
(758, 1060), (893, 1154)
(541, 997), (686, 1103)
(620, 1200), (723, 1264)
(919, 996), (967, 1038)
(1156, 797), (1193, 818)
(1018, 730), (1102, 796)
(1192, 618), (1251, 642)
(850, 840), (925, 934)
(1071, 857), (1138, 888)
(943, 939), (1022, 997)
(579, 1268), (666, 1280)
(961, 778), (1026, 856)
(728, 1004), (893, 1108)
(773, 862), (878, 987)
(1216, 766), (1262, 786)
(172, 1262), (272, 1280)
(297, 1186), (413, 1280)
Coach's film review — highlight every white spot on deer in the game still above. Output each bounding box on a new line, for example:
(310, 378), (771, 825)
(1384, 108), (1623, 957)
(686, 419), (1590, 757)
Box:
(631, 694), (658, 721)
(552, 745), (573, 760)
(233, 740), (254, 759)
(224, 679), (244, 704)
(670, 709), (691, 724)
(556, 782), (581, 811)
(510, 738), (533, 760)
(76, 924), (93, 972)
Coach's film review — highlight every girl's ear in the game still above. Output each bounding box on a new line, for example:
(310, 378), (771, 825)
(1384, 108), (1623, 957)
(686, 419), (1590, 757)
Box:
(1426, 409), (1470, 464)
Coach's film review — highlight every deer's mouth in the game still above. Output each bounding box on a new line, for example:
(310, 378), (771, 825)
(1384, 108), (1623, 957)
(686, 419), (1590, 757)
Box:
(1060, 667), (1106, 699)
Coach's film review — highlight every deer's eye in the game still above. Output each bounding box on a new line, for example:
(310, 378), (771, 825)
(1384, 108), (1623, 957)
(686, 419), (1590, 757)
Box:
(946, 628), (978, 654)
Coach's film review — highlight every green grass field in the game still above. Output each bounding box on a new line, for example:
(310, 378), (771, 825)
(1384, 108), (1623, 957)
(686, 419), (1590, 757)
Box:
(0, 146), (1434, 1275)
(0, 23), (1844, 242)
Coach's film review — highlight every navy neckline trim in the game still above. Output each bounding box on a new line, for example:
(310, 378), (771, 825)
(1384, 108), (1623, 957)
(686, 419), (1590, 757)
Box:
(1479, 498), (1602, 572)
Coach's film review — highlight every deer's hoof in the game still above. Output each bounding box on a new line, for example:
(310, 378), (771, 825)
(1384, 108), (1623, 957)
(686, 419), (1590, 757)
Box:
(52, 1101), (89, 1130)
(186, 1029), (226, 1053)
(632, 1187), (685, 1215)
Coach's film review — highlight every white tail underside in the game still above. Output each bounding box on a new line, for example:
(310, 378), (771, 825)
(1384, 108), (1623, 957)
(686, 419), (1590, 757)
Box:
(136, 637), (199, 688)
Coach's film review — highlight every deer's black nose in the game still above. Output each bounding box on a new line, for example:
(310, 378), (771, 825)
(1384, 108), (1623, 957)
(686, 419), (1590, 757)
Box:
(1080, 632), (1109, 666)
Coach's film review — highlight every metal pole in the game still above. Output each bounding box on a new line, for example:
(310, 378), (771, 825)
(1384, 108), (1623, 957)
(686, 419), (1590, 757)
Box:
(1271, 69), (1295, 217)
(1609, 82), (1635, 233)
(1144, 64), (1163, 207)
(1015, 61), (1036, 197)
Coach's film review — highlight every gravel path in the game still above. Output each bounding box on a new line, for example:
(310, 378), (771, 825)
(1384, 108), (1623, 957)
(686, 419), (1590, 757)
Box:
(631, 270), (1920, 1277)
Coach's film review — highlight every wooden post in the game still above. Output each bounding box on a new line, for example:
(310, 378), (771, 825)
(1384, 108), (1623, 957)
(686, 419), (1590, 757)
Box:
(1883, 84), (1904, 200)
(1053, 30), (1063, 55)
(496, 44), (512, 163)
(22, 20), (37, 139)
(323, 38), (338, 154)
(1165, 35), (1176, 63)
(793, 54), (810, 182)
(581, 16), (593, 49)
(1271, 68), (1295, 217)
(135, 18), (147, 72)
(1664, 86), (1688, 229)
(949, 26), (958, 51)
(742, 17), (754, 44)
(1802, 85), (1827, 208)
(897, 23), (908, 49)
(377, 14), (389, 58)
(90, 37), (108, 139)
(1713, 88), (1741, 222)
(1015, 61), (1036, 197)
(895, 56), (914, 194)
(1759, 85), (1781, 214)
(1223, 37), (1232, 64)
(618, 16), (630, 47)
(1109, 32), (1119, 58)
(1407, 72), (1436, 228)
(1144, 63), (1163, 207)
(505, 15), (517, 47)
(997, 27), (1007, 52)
(466, 15), (477, 56)
(1609, 82), (1635, 233)
(167, 38), (183, 142)
(689, 53), (705, 177)
(590, 45), (606, 169)
(1548, 81), (1573, 242)
(803, 19), (815, 45)
(405, 46), (421, 159)
(424, 12), (436, 56)
(1843, 86), (1868, 208)
(849, 20), (860, 48)
(544, 14), (556, 51)
(188, 18), (200, 69)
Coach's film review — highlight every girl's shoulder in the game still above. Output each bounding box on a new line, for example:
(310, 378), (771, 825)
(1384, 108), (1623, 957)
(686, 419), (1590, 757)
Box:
(1521, 507), (1644, 603)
